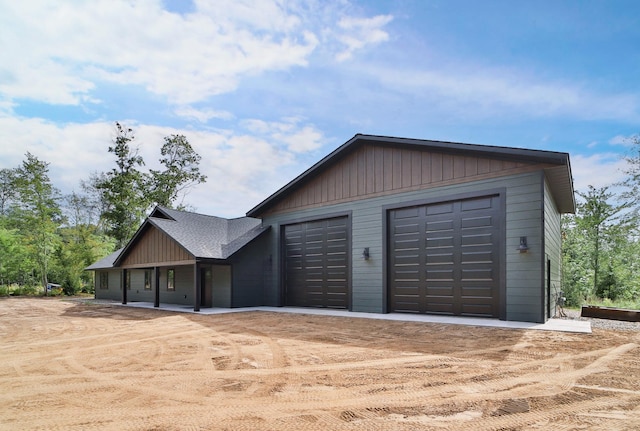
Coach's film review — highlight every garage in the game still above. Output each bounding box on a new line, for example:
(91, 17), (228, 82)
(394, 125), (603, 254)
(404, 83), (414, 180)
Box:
(283, 217), (350, 309)
(389, 194), (502, 317)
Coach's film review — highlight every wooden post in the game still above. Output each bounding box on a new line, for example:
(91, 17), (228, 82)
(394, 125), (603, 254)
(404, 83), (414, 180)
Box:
(154, 266), (160, 308)
(121, 269), (127, 305)
(194, 261), (201, 312)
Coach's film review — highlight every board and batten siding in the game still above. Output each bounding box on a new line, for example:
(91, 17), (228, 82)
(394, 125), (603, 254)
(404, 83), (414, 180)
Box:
(544, 176), (563, 319)
(262, 143), (552, 217)
(120, 225), (193, 268)
(261, 171), (546, 322)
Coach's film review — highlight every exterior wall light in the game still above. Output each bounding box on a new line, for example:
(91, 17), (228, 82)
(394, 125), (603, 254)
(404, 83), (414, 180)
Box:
(518, 236), (529, 253)
(362, 247), (370, 260)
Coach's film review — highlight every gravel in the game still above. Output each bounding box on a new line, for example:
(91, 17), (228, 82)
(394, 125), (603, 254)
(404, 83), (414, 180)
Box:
(559, 307), (640, 332)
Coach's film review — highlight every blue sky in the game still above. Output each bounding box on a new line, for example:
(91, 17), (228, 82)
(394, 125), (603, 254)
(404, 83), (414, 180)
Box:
(1, 0), (639, 217)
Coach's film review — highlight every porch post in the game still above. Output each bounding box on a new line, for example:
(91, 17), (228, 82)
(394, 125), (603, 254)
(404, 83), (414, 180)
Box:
(121, 268), (127, 305)
(194, 260), (201, 312)
(154, 266), (160, 308)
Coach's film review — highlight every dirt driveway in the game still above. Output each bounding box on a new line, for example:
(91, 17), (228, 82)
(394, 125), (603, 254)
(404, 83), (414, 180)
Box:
(1, 298), (640, 430)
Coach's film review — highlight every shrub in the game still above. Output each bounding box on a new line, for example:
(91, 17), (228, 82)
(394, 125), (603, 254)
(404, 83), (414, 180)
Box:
(12, 285), (40, 296)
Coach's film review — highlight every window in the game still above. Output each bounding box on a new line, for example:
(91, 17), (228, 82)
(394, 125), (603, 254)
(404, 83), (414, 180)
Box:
(144, 269), (152, 291)
(100, 272), (108, 290)
(167, 269), (175, 291)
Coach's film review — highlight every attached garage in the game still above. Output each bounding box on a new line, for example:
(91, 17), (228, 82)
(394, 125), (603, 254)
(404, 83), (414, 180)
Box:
(283, 216), (350, 309)
(249, 134), (575, 323)
(388, 194), (503, 318)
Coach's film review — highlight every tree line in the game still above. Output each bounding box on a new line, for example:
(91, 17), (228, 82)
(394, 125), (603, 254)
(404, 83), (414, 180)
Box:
(0, 123), (206, 295)
(562, 136), (640, 307)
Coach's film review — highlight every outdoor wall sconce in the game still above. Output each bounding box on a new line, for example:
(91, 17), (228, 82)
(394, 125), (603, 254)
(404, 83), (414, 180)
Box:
(518, 236), (529, 253)
(362, 247), (370, 260)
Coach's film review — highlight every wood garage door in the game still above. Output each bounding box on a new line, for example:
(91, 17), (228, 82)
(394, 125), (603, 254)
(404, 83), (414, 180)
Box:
(284, 217), (349, 309)
(389, 195), (501, 317)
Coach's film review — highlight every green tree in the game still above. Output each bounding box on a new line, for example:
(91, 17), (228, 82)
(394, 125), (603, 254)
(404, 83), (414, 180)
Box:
(0, 226), (33, 287)
(561, 214), (591, 306)
(148, 134), (207, 208)
(0, 168), (16, 215)
(48, 192), (116, 295)
(12, 152), (62, 293)
(563, 186), (632, 304)
(94, 122), (149, 248)
(621, 134), (640, 212)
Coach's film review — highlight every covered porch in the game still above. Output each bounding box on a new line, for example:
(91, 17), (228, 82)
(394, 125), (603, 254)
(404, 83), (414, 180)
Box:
(120, 261), (232, 312)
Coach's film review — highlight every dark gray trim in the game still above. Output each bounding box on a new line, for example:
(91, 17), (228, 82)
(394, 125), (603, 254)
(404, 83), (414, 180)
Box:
(149, 206), (177, 220)
(381, 210), (389, 315)
(247, 133), (572, 218)
(278, 210), (353, 227)
(539, 170), (546, 323)
(382, 188), (507, 320)
(229, 264), (234, 308)
(121, 269), (127, 305)
(381, 188), (505, 213)
(193, 260), (201, 312)
(498, 191), (507, 321)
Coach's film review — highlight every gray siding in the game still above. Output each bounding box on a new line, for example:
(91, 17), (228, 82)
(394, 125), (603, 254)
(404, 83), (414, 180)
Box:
(159, 265), (194, 306)
(94, 269), (122, 301)
(544, 176), (563, 319)
(505, 172), (544, 323)
(262, 171), (547, 322)
(126, 269), (155, 302)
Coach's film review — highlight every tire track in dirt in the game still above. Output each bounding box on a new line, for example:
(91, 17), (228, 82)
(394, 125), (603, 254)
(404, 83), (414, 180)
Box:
(170, 342), (639, 419)
(3, 298), (640, 431)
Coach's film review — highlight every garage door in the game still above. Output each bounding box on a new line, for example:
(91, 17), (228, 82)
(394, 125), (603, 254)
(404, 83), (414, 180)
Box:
(284, 217), (349, 309)
(389, 195), (501, 317)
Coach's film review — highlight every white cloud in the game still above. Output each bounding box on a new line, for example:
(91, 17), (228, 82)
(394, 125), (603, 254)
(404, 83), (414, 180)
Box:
(0, 0), (393, 109)
(0, 114), (328, 217)
(609, 134), (637, 146)
(277, 125), (324, 153)
(0, 0), (318, 106)
(335, 14), (394, 61)
(366, 65), (640, 123)
(173, 106), (234, 123)
(571, 153), (628, 192)
(242, 117), (324, 153)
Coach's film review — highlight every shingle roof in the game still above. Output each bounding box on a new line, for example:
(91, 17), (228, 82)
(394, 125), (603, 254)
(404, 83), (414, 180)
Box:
(87, 207), (267, 270)
(144, 207), (266, 259)
(85, 248), (124, 270)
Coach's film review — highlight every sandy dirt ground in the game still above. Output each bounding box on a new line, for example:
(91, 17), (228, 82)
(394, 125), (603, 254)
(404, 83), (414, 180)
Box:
(1, 298), (640, 431)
